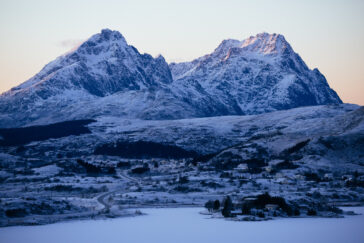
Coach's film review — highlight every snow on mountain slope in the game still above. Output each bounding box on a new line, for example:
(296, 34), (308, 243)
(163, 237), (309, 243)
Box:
(170, 33), (342, 115)
(87, 104), (363, 173)
(0, 29), (192, 127)
(0, 30), (342, 128)
(86, 104), (360, 155)
(3, 104), (361, 172)
(15, 29), (172, 95)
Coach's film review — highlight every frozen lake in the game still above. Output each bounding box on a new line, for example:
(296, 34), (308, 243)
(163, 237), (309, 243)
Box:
(1, 207), (364, 243)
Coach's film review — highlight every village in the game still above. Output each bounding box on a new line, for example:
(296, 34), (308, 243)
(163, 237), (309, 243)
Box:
(1, 150), (363, 226)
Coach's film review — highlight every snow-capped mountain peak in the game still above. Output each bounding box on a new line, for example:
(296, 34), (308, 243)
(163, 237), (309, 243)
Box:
(8, 29), (173, 97)
(215, 33), (294, 62)
(240, 32), (292, 55)
(0, 30), (342, 128)
(76, 28), (130, 59)
(170, 32), (341, 115)
(89, 28), (127, 43)
(212, 32), (292, 59)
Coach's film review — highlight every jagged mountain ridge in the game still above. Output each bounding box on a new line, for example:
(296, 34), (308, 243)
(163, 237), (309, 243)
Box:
(0, 29), (197, 127)
(170, 33), (341, 114)
(0, 29), (342, 127)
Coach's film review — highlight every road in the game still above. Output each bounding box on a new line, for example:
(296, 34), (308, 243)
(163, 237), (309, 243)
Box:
(96, 170), (141, 211)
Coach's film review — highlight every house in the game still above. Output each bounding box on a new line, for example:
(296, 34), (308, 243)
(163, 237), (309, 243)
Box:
(324, 173), (333, 180)
(265, 204), (279, 210)
(230, 210), (242, 216)
(275, 177), (289, 184)
(265, 166), (273, 173)
(342, 175), (353, 181)
(243, 197), (257, 203)
(235, 163), (248, 172)
(295, 174), (305, 180)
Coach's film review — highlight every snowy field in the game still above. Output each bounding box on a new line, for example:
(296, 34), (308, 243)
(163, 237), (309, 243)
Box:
(0, 207), (363, 243)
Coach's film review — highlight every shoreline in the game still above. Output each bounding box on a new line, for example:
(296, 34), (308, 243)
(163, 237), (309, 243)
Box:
(1, 203), (362, 228)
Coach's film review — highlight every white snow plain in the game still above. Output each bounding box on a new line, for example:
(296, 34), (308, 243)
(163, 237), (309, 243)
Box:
(1, 207), (363, 243)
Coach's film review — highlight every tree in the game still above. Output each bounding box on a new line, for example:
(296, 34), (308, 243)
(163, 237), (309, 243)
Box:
(222, 196), (233, 217)
(213, 200), (220, 211)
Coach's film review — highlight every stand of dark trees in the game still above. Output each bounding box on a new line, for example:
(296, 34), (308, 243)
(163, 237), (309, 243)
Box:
(0, 119), (95, 146)
(95, 140), (199, 159)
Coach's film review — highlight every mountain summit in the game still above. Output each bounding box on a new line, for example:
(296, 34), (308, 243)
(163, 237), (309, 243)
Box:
(12, 29), (172, 97)
(170, 32), (341, 114)
(0, 30), (342, 127)
(212, 33), (291, 58)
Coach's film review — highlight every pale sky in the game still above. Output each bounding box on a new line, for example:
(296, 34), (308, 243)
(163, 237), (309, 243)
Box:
(0, 0), (363, 105)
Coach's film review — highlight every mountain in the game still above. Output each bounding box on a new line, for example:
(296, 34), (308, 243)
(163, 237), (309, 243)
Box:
(0, 30), (342, 127)
(0, 29), (184, 127)
(170, 33), (342, 115)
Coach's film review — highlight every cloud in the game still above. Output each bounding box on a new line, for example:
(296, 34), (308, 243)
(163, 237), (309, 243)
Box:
(58, 39), (84, 52)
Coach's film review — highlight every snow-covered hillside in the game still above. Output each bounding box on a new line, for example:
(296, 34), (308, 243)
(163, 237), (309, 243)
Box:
(0, 104), (363, 226)
(88, 104), (363, 169)
(2, 103), (361, 170)
(0, 30), (341, 128)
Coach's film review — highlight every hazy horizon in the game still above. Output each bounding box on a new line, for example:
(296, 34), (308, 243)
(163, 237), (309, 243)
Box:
(0, 0), (363, 105)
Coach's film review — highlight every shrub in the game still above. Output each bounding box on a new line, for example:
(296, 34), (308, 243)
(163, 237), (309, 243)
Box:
(294, 208), (301, 216)
(304, 172), (321, 182)
(131, 167), (150, 174)
(117, 161), (131, 168)
(205, 200), (214, 212)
